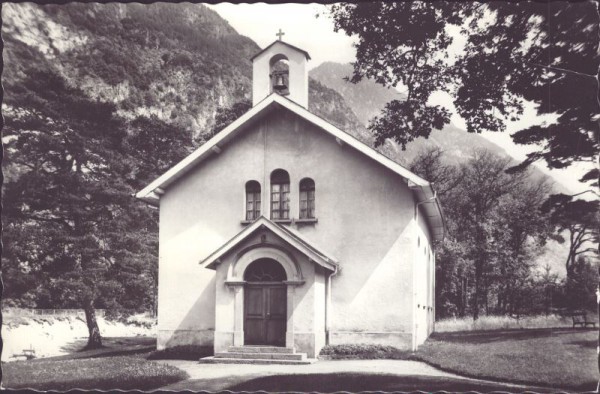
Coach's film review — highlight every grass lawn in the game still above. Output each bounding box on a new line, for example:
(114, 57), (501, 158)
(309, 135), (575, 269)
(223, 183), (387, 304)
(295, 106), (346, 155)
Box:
(414, 327), (598, 391)
(2, 337), (189, 391)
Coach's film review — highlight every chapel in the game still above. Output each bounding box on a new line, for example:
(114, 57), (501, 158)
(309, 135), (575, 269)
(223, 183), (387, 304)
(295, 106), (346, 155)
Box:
(136, 35), (444, 363)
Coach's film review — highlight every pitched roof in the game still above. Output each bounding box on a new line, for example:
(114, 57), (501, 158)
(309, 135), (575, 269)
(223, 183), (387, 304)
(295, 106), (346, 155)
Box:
(250, 40), (311, 61)
(200, 216), (338, 272)
(135, 93), (446, 241)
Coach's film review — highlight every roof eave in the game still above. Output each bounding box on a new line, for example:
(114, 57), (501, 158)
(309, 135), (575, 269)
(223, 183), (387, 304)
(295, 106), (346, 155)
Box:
(135, 96), (277, 202)
(409, 183), (446, 242)
(250, 40), (311, 61)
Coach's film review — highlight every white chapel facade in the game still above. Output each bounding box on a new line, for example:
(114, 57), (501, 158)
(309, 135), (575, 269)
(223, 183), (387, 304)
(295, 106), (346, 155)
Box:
(136, 37), (444, 359)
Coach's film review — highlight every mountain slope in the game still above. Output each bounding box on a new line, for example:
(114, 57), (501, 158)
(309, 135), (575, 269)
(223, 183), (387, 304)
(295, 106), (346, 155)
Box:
(310, 61), (574, 188)
(310, 61), (404, 126)
(2, 3), (364, 142)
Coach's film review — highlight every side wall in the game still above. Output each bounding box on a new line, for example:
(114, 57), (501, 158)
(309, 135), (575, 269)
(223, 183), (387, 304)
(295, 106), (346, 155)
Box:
(413, 205), (435, 348)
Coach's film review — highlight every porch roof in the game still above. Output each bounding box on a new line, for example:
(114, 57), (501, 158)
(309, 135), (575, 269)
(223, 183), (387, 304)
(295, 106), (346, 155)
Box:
(199, 216), (339, 272)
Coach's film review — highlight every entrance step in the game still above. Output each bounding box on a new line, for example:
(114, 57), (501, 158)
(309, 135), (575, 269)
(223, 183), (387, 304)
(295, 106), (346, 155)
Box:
(199, 356), (316, 365)
(201, 345), (315, 364)
(215, 352), (305, 361)
(227, 346), (295, 354)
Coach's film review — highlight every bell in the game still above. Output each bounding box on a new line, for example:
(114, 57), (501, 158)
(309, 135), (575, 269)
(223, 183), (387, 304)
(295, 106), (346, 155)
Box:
(274, 74), (287, 90)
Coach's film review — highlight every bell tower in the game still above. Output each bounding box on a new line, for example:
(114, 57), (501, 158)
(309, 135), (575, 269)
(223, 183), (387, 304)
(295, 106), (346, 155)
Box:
(251, 30), (311, 108)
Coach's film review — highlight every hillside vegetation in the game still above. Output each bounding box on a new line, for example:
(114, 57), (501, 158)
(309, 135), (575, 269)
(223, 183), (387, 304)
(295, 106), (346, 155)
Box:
(3, 3), (363, 140)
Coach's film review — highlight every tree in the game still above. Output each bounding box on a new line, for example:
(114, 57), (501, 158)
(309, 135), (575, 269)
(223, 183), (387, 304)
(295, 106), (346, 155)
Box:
(329, 2), (599, 179)
(199, 99), (252, 142)
(488, 177), (552, 314)
(449, 150), (532, 319)
(126, 114), (195, 187)
(3, 68), (149, 348)
(564, 256), (599, 311)
(410, 148), (552, 319)
(541, 195), (599, 278)
(408, 146), (460, 196)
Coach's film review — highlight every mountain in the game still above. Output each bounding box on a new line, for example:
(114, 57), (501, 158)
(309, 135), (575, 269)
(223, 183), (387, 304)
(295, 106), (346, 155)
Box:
(310, 62), (404, 126)
(2, 3), (364, 143)
(310, 62), (573, 185)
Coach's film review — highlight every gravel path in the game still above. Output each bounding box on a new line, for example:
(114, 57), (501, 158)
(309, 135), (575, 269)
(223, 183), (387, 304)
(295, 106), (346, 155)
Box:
(156, 359), (549, 392)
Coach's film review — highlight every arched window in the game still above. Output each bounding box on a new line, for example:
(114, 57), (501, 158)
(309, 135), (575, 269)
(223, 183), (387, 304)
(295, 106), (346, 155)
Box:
(244, 258), (287, 282)
(271, 169), (290, 220)
(245, 181), (261, 221)
(299, 178), (315, 219)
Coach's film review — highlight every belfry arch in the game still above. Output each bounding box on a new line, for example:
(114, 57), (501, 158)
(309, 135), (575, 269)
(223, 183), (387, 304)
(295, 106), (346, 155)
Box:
(251, 40), (310, 107)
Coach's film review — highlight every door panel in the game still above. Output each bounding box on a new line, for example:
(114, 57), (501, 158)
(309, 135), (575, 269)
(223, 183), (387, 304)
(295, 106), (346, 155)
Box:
(266, 286), (287, 346)
(244, 286), (265, 345)
(244, 285), (286, 346)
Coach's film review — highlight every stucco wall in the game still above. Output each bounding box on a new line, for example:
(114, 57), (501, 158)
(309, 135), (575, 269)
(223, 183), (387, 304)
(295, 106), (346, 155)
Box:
(157, 107), (431, 350)
(414, 206), (435, 348)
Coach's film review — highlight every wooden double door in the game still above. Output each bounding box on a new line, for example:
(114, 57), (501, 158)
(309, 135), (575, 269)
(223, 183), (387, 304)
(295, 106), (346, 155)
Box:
(244, 283), (287, 346)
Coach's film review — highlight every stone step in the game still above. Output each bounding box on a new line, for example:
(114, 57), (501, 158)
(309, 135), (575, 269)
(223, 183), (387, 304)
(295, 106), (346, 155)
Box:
(215, 352), (306, 360)
(199, 356), (316, 365)
(227, 346), (295, 354)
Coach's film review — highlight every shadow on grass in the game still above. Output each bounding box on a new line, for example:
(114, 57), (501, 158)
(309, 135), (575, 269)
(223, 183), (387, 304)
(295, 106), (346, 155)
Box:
(225, 373), (552, 393)
(147, 345), (213, 361)
(431, 328), (596, 344)
(30, 336), (156, 362)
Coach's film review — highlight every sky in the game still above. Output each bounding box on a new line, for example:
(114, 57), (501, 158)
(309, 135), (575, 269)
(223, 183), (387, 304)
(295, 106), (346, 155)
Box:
(207, 2), (594, 195)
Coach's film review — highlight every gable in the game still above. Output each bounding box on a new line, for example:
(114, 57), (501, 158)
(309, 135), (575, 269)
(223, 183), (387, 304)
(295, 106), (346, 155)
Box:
(200, 217), (338, 272)
(136, 94), (445, 241)
(251, 40), (311, 61)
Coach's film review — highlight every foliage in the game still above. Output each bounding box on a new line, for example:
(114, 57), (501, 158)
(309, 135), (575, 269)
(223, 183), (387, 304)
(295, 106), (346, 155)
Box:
(329, 2), (599, 178)
(564, 257), (599, 311)
(541, 194), (599, 277)
(2, 64), (190, 346)
(201, 99), (252, 142)
(2, 356), (189, 391)
(4, 67), (134, 347)
(127, 114), (195, 185)
(409, 147), (553, 319)
(319, 344), (409, 360)
(408, 146), (459, 196)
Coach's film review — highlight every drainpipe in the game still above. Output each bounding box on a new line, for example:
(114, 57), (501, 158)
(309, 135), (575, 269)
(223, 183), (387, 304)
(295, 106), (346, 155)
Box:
(325, 265), (339, 345)
(412, 189), (437, 351)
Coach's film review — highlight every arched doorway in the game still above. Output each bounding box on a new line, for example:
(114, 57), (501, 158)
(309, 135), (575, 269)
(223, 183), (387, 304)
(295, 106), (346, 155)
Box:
(244, 258), (287, 346)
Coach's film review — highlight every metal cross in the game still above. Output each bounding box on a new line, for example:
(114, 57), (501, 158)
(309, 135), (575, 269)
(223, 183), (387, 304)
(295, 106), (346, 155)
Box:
(276, 28), (285, 41)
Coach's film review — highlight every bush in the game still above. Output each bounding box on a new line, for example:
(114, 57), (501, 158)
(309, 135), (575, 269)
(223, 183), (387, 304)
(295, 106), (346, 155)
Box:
(147, 345), (212, 361)
(319, 344), (410, 360)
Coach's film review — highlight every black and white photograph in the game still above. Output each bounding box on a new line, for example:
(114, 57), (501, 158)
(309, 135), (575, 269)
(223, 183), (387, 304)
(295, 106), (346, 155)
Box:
(1, 1), (598, 392)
